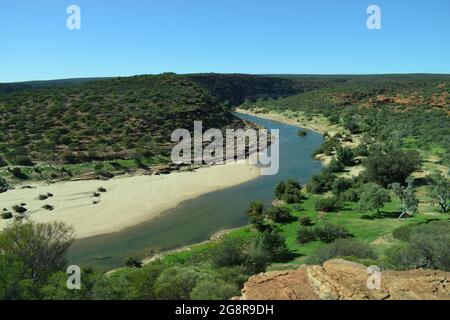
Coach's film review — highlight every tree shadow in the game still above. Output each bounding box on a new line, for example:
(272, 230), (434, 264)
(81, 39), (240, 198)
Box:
(361, 210), (405, 220)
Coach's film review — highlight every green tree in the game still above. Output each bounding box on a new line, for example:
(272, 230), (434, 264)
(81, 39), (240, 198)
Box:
(0, 220), (75, 291)
(390, 177), (419, 220)
(363, 149), (420, 187)
(426, 173), (449, 214)
(357, 183), (390, 214)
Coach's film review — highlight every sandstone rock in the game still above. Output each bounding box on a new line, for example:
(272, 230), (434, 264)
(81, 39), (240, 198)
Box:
(237, 259), (450, 300)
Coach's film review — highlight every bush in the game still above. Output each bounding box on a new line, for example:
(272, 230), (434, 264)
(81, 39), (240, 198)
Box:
(332, 178), (352, 195)
(274, 182), (286, 199)
(190, 279), (238, 300)
(297, 227), (316, 244)
(315, 196), (342, 212)
(326, 158), (345, 173)
(12, 205), (27, 214)
(0, 177), (9, 193)
(307, 239), (377, 264)
(247, 201), (264, 217)
(14, 156), (34, 166)
(42, 204), (54, 211)
(306, 171), (336, 194)
(0, 156), (7, 167)
(154, 267), (203, 300)
(392, 223), (418, 242)
(386, 221), (450, 271)
(299, 216), (313, 226)
(210, 239), (244, 268)
(124, 256), (143, 268)
(1, 211), (13, 219)
(10, 167), (28, 180)
(313, 223), (352, 243)
(38, 194), (48, 201)
(342, 188), (359, 202)
(275, 179), (303, 203)
(253, 230), (289, 261)
(336, 147), (354, 166)
(265, 206), (294, 223)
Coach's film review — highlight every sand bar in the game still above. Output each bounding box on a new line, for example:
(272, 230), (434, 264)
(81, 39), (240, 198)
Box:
(0, 164), (260, 239)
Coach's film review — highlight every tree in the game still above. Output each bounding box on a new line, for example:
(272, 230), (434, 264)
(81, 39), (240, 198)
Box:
(210, 239), (244, 268)
(0, 220), (75, 289)
(336, 146), (354, 166)
(426, 173), (449, 214)
(247, 201), (264, 217)
(265, 206), (294, 223)
(326, 158), (345, 173)
(274, 182), (286, 199)
(363, 149), (421, 187)
(253, 230), (289, 261)
(390, 177), (419, 220)
(357, 183), (390, 214)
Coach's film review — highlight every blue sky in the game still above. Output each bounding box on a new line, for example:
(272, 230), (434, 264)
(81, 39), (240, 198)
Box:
(0, 0), (449, 82)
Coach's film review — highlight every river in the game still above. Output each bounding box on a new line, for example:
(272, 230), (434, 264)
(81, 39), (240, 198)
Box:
(67, 113), (324, 269)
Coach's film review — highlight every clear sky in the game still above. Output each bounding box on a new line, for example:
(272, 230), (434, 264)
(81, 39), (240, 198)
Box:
(0, 0), (449, 82)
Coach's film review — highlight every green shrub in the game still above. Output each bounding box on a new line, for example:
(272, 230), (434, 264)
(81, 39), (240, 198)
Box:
(1, 211), (13, 219)
(313, 223), (352, 243)
(326, 158), (345, 173)
(14, 156), (34, 166)
(124, 256), (143, 268)
(299, 216), (313, 226)
(315, 196), (342, 212)
(190, 279), (238, 300)
(210, 239), (244, 268)
(297, 227), (316, 244)
(306, 171), (336, 194)
(154, 267), (203, 300)
(363, 149), (420, 187)
(332, 178), (352, 195)
(265, 206), (294, 223)
(307, 239), (377, 264)
(392, 223), (418, 242)
(386, 221), (450, 271)
(336, 146), (354, 166)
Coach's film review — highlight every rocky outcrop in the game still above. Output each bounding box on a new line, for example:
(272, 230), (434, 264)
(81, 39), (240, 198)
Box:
(237, 259), (450, 300)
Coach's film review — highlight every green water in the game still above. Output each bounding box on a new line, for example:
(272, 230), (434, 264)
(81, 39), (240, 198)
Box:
(68, 113), (324, 269)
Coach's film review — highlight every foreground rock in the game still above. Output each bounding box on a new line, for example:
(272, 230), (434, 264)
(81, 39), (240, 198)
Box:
(237, 259), (450, 300)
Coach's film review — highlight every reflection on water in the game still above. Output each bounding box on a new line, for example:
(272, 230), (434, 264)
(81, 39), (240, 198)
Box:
(68, 113), (324, 269)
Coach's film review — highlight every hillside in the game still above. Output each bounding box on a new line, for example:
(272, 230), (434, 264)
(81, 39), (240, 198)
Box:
(240, 74), (450, 165)
(0, 73), (238, 167)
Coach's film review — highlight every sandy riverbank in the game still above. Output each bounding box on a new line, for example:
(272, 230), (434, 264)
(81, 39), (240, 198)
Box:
(0, 163), (260, 239)
(236, 108), (341, 136)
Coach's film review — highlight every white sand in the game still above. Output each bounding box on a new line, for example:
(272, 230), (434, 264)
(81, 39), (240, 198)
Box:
(0, 164), (260, 239)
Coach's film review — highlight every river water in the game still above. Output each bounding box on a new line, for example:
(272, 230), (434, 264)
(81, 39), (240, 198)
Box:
(68, 113), (324, 269)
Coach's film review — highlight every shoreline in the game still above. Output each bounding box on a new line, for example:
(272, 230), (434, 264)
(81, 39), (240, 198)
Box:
(236, 108), (340, 136)
(0, 163), (260, 239)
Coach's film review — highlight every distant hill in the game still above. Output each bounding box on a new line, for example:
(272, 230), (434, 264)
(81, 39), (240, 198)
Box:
(0, 78), (106, 94)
